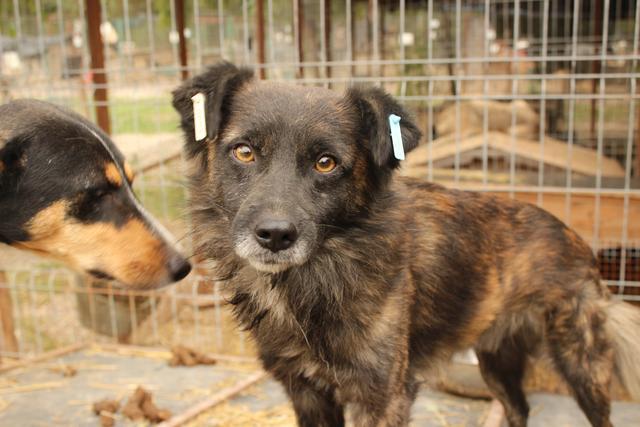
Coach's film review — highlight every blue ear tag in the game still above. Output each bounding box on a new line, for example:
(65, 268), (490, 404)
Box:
(389, 114), (405, 160)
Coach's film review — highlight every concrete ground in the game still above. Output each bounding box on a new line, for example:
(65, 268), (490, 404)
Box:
(0, 347), (492, 427)
(524, 393), (640, 427)
(2, 347), (638, 426)
(212, 378), (492, 427)
(0, 347), (257, 427)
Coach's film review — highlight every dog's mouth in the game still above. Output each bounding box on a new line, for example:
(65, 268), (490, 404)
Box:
(234, 233), (313, 274)
(87, 269), (116, 281)
(85, 268), (181, 289)
(246, 258), (293, 273)
(242, 249), (304, 273)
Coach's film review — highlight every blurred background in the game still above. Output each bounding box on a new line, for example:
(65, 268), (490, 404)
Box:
(0, 1), (639, 424)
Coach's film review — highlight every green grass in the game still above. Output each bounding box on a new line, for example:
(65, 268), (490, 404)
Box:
(110, 97), (180, 135)
(135, 182), (187, 223)
(8, 272), (78, 352)
(10, 270), (73, 293)
(54, 96), (179, 135)
(134, 159), (188, 222)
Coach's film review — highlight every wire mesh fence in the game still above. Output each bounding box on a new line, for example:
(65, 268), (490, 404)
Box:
(1, 0), (639, 362)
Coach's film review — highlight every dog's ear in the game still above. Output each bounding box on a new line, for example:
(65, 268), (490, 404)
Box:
(172, 62), (254, 160)
(345, 87), (422, 170)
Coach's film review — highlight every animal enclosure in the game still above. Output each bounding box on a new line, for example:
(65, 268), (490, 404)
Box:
(1, 0), (639, 425)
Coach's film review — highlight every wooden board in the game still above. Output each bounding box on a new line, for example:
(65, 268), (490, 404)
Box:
(407, 131), (625, 178)
(0, 272), (19, 362)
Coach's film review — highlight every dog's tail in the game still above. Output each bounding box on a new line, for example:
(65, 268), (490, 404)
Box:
(606, 300), (640, 399)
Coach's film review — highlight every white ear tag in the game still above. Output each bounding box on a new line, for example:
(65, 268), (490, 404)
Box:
(191, 92), (207, 141)
(389, 114), (405, 160)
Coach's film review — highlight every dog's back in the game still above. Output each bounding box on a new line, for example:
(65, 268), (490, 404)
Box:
(403, 177), (601, 350)
(404, 178), (638, 427)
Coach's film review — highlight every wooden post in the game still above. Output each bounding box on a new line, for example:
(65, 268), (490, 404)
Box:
(0, 272), (19, 363)
(175, 0), (189, 80)
(256, 0), (266, 79)
(85, 0), (111, 134)
(324, 0), (332, 83)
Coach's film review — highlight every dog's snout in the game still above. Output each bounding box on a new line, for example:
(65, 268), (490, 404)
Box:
(254, 220), (298, 252)
(168, 254), (192, 282)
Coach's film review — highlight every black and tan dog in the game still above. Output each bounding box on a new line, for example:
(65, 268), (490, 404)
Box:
(173, 63), (640, 427)
(0, 99), (191, 288)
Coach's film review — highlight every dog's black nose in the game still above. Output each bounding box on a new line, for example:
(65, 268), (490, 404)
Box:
(168, 255), (192, 281)
(254, 220), (298, 252)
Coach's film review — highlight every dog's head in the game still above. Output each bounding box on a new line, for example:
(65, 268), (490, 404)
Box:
(0, 100), (191, 288)
(173, 63), (421, 273)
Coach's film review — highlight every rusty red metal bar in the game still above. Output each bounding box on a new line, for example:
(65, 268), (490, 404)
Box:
(85, 0), (111, 134)
(175, 0), (189, 80)
(294, 0), (304, 78)
(324, 0), (332, 82)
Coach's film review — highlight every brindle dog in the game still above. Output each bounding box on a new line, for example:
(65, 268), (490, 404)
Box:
(173, 62), (640, 427)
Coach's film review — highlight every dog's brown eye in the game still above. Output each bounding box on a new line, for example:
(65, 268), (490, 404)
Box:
(315, 156), (337, 173)
(233, 144), (255, 163)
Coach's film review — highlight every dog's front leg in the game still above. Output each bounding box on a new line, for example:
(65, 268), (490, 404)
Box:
(351, 376), (418, 427)
(350, 346), (417, 427)
(278, 373), (345, 427)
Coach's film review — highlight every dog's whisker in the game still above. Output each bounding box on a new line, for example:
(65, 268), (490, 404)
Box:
(318, 223), (349, 233)
(189, 202), (227, 215)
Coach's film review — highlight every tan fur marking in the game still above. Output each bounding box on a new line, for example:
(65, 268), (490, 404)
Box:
(105, 163), (123, 187)
(0, 160), (5, 173)
(0, 129), (10, 146)
(221, 128), (242, 141)
(459, 267), (504, 347)
(351, 155), (368, 206)
(431, 193), (456, 213)
(369, 290), (406, 343)
(23, 201), (68, 238)
(16, 204), (168, 288)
